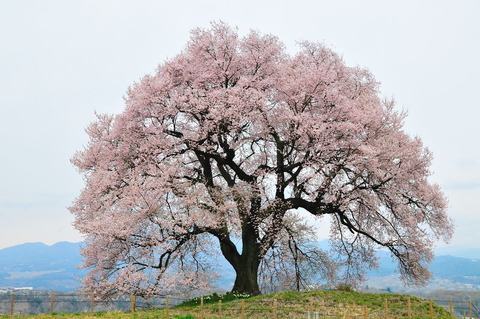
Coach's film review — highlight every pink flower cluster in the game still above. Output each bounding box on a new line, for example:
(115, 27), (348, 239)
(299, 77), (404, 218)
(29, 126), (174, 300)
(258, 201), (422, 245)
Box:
(70, 22), (453, 296)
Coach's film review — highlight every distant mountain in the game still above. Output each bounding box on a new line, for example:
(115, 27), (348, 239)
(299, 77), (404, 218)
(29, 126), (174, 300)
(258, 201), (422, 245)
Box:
(367, 250), (480, 279)
(434, 246), (480, 260)
(214, 242), (480, 291)
(364, 249), (480, 291)
(0, 242), (84, 291)
(1, 241), (480, 292)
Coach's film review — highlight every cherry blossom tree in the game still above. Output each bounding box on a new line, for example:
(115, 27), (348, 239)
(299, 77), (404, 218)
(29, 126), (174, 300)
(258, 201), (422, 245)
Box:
(70, 22), (453, 296)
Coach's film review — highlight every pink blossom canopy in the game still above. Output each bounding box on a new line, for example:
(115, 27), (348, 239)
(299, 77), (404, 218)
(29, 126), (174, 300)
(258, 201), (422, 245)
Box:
(70, 22), (453, 296)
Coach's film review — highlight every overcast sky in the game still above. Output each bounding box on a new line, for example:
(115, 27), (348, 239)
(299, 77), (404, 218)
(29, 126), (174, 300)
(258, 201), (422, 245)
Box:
(0, 0), (478, 250)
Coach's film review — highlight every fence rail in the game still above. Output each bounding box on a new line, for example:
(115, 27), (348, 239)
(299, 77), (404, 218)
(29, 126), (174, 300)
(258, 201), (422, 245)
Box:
(0, 292), (479, 318)
(0, 292), (186, 316)
(190, 297), (479, 319)
(434, 299), (480, 318)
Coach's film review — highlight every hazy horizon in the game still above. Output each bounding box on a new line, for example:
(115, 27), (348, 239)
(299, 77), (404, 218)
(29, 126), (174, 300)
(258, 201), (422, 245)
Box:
(3, 240), (480, 260)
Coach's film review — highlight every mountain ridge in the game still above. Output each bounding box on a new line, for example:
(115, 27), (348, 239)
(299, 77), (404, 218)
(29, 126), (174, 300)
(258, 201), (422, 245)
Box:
(0, 242), (85, 291)
(1, 241), (479, 291)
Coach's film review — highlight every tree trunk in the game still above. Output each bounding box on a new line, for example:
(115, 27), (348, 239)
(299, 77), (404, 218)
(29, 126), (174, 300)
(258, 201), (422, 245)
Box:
(231, 256), (260, 294)
(218, 218), (262, 294)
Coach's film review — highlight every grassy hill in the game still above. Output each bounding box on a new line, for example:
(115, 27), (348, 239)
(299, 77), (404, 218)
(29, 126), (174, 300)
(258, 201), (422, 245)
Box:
(0, 290), (452, 318)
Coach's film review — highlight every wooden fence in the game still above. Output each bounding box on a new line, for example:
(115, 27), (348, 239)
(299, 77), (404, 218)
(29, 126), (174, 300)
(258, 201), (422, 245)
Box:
(182, 297), (478, 319)
(0, 292), (184, 316)
(0, 292), (479, 318)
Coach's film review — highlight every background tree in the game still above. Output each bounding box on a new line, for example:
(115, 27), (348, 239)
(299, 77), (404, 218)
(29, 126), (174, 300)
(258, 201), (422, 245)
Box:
(70, 22), (453, 296)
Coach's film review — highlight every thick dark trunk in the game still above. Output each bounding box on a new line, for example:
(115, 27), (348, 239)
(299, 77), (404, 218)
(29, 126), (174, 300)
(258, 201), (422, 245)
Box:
(218, 217), (262, 294)
(219, 238), (262, 294)
(231, 256), (260, 293)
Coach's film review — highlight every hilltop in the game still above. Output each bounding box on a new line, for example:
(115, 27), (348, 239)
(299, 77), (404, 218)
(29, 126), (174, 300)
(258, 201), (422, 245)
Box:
(0, 290), (453, 318)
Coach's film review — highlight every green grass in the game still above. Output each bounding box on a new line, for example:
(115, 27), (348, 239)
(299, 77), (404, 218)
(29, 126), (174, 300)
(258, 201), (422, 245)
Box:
(0, 290), (452, 318)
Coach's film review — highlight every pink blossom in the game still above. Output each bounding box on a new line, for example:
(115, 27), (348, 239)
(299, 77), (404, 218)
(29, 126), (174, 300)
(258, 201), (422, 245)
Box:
(70, 21), (453, 296)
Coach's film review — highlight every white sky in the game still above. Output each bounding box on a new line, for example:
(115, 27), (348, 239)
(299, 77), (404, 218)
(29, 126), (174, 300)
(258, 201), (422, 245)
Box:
(0, 0), (479, 250)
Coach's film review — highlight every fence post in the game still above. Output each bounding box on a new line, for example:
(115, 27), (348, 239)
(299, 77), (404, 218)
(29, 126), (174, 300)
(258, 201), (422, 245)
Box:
(429, 299), (433, 319)
(450, 299), (453, 318)
(241, 299), (246, 319)
(407, 297), (411, 319)
(308, 301), (317, 319)
(166, 295), (170, 318)
(50, 292), (55, 314)
(273, 298), (278, 319)
(130, 293), (136, 313)
(200, 296), (204, 319)
(10, 293), (14, 316)
(469, 301), (472, 319)
(90, 293), (95, 313)
(384, 298), (388, 319)
(218, 299), (222, 317)
(364, 305), (369, 319)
